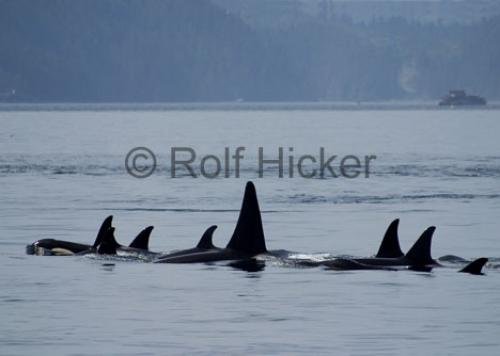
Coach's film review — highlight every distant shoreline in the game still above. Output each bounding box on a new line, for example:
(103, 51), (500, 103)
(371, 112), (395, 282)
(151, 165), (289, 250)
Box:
(1, 101), (499, 112)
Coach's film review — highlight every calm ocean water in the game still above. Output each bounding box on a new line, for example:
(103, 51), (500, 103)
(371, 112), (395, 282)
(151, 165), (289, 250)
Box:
(1, 108), (499, 355)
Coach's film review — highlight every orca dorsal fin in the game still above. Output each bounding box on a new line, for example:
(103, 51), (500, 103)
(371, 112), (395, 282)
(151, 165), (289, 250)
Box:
(459, 258), (488, 275)
(375, 219), (404, 258)
(129, 226), (153, 250)
(405, 226), (436, 265)
(97, 227), (120, 254)
(197, 225), (217, 249)
(226, 182), (267, 255)
(92, 215), (113, 249)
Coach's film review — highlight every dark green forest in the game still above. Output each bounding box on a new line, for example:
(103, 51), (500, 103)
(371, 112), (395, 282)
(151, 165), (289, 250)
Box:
(0, 0), (498, 102)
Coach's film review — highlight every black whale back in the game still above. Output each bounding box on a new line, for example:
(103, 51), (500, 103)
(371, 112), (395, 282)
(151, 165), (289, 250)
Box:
(129, 226), (153, 250)
(97, 227), (120, 254)
(375, 219), (404, 258)
(197, 225), (217, 249)
(405, 226), (436, 265)
(92, 215), (113, 249)
(226, 182), (267, 255)
(460, 258), (488, 275)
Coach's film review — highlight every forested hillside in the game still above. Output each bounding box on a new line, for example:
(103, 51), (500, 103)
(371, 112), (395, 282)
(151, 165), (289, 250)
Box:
(0, 0), (498, 102)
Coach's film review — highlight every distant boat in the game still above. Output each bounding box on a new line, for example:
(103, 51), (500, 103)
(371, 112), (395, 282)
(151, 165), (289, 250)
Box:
(439, 90), (486, 106)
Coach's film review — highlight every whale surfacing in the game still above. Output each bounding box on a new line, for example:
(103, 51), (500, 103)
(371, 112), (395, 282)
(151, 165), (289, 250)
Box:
(375, 218), (404, 258)
(26, 216), (113, 255)
(459, 258), (488, 275)
(155, 181), (267, 264)
(322, 226), (438, 270)
(26, 216), (156, 256)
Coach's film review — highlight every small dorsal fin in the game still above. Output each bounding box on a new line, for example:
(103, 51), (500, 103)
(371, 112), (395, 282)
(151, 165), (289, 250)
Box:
(92, 215), (113, 248)
(97, 227), (120, 254)
(375, 219), (404, 258)
(405, 226), (436, 265)
(197, 225), (217, 249)
(226, 182), (267, 255)
(459, 258), (488, 275)
(129, 226), (153, 250)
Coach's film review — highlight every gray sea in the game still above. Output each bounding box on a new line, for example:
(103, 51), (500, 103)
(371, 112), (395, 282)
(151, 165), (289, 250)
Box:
(1, 107), (499, 355)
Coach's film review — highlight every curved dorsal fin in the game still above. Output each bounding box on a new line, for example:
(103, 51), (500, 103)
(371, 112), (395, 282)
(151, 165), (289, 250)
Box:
(129, 226), (153, 250)
(92, 215), (113, 248)
(197, 225), (217, 249)
(405, 226), (436, 265)
(97, 227), (120, 254)
(226, 182), (267, 255)
(459, 258), (488, 275)
(375, 219), (404, 258)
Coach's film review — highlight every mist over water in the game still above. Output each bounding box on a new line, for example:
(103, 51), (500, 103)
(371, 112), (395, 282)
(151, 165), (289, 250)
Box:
(1, 0), (499, 102)
(1, 108), (500, 354)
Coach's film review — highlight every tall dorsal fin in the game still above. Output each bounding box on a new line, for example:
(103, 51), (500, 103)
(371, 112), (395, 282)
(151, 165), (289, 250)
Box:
(129, 226), (153, 250)
(92, 215), (113, 248)
(405, 226), (436, 265)
(97, 227), (120, 254)
(197, 225), (217, 249)
(226, 182), (267, 255)
(375, 219), (404, 258)
(459, 258), (488, 275)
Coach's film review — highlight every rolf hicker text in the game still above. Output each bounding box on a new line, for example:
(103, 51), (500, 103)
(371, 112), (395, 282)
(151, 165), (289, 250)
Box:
(170, 147), (376, 179)
(125, 146), (376, 179)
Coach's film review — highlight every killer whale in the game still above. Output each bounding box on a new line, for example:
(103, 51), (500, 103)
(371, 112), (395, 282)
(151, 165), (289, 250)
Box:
(325, 256), (489, 274)
(157, 225), (219, 259)
(26, 216), (112, 255)
(375, 219), (404, 258)
(324, 221), (487, 274)
(290, 218), (406, 268)
(155, 181), (267, 263)
(322, 226), (438, 270)
(26, 216), (155, 256)
(296, 221), (488, 275)
(323, 258), (398, 271)
(378, 219), (488, 274)
(129, 226), (154, 250)
(23, 180), (492, 277)
(459, 257), (488, 275)
(95, 225), (159, 257)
